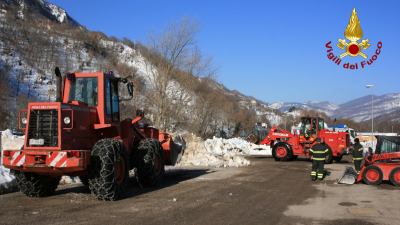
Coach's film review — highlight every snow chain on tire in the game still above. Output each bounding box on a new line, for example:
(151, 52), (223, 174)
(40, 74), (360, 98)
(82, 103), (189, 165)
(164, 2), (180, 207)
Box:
(88, 138), (128, 201)
(14, 171), (60, 197)
(137, 139), (165, 186)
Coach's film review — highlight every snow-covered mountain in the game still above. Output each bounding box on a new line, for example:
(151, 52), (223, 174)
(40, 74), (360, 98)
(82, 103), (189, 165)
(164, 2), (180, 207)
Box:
(3, 0), (79, 24)
(334, 93), (400, 122)
(271, 93), (400, 122)
(269, 101), (339, 116)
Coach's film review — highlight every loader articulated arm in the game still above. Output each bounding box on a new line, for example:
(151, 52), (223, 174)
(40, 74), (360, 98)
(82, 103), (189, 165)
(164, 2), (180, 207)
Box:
(260, 127), (292, 145)
(131, 109), (145, 125)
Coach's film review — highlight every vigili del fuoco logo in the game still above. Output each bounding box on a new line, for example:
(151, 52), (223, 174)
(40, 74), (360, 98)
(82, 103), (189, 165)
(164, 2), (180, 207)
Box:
(325, 8), (382, 70)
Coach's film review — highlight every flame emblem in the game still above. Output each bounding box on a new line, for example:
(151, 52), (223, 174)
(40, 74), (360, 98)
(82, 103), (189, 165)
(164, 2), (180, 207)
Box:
(337, 8), (370, 58)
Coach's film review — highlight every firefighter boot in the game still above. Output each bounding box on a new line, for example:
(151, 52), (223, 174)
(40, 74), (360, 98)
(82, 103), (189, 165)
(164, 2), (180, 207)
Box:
(310, 171), (317, 181)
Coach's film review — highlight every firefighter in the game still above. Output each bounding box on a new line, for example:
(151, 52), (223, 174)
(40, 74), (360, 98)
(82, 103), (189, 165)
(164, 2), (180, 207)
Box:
(352, 138), (364, 174)
(309, 138), (328, 181)
(304, 127), (312, 140)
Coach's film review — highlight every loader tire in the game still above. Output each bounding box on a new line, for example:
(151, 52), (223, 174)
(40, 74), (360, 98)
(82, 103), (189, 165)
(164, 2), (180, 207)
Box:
(78, 175), (89, 186)
(324, 147), (333, 164)
(389, 167), (400, 187)
(15, 171), (60, 197)
(333, 155), (343, 163)
(363, 165), (383, 185)
(272, 142), (293, 161)
(137, 139), (165, 186)
(88, 139), (128, 201)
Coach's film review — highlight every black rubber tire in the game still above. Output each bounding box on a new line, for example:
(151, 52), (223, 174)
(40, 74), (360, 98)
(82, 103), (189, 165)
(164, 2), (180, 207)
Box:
(333, 155), (343, 163)
(272, 142), (293, 161)
(137, 139), (165, 186)
(389, 167), (400, 187)
(324, 147), (333, 164)
(88, 139), (129, 201)
(14, 171), (60, 197)
(363, 165), (383, 185)
(272, 144), (279, 161)
(79, 175), (89, 186)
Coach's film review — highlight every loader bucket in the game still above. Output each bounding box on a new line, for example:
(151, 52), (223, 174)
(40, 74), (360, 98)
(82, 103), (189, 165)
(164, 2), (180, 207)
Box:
(170, 135), (186, 165)
(337, 166), (358, 184)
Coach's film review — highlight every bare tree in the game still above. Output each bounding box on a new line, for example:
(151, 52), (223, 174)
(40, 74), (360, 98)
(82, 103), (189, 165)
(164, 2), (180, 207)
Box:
(142, 18), (203, 131)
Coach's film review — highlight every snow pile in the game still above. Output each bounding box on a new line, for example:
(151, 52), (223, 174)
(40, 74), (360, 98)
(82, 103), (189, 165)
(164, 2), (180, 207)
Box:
(204, 137), (271, 156)
(178, 135), (271, 168)
(1, 129), (24, 152)
(59, 176), (82, 185)
(0, 166), (17, 194)
(0, 130), (24, 194)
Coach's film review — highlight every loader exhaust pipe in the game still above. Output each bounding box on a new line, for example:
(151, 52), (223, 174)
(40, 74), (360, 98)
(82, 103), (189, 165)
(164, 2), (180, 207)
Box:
(55, 67), (62, 102)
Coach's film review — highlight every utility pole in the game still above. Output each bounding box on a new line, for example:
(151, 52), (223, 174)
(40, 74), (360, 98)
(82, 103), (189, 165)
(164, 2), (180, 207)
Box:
(284, 115), (287, 130)
(366, 84), (374, 148)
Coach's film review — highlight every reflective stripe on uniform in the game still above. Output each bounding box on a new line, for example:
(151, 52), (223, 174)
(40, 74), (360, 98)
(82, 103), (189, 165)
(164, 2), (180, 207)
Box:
(317, 174), (323, 178)
(312, 150), (327, 154)
(313, 158), (326, 161)
(311, 171), (317, 175)
(310, 149), (329, 154)
(353, 157), (363, 160)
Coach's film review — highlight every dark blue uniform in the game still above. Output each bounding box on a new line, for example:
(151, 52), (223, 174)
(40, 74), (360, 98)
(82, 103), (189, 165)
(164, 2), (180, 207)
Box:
(352, 143), (364, 173)
(310, 143), (328, 180)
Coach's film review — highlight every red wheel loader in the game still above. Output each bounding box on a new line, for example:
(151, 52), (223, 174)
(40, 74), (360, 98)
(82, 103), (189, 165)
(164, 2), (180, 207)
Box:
(2, 68), (185, 200)
(260, 117), (350, 163)
(338, 136), (400, 186)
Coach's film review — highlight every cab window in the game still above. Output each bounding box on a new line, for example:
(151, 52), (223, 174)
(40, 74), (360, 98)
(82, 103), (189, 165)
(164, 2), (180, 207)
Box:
(300, 118), (311, 135)
(380, 139), (400, 153)
(68, 78), (98, 106)
(350, 130), (356, 138)
(311, 118), (317, 130)
(318, 119), (324, 130)
(105, 79), (120, 122)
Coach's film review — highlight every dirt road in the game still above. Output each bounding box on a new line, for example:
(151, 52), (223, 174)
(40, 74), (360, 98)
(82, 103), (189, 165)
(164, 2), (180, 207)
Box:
(0, 157), (399, 225)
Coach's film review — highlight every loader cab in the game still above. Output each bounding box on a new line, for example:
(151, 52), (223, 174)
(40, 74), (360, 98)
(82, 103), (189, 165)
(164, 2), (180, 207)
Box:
(375, 136), (400, 154)
(299, 117), (325, 136)
(63, 72), (128, 128)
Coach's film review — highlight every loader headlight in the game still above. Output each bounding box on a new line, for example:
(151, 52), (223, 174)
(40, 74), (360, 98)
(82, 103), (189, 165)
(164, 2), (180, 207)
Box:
(63, 116), (71, 125)
(19, 110), (27, 130)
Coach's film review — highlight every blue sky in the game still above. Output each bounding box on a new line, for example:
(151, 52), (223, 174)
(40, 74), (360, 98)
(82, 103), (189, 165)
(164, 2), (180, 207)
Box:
(51, 0), (400, 104)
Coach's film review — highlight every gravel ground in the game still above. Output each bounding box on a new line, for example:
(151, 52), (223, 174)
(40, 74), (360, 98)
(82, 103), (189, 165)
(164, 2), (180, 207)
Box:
(0, 156), (398, 225)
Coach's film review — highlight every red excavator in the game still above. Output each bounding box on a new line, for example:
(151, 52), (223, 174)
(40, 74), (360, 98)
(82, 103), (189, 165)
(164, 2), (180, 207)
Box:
(260, 117), (350, 163)
(2, 68), (185, 200)
(339, 136), (400, 186)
